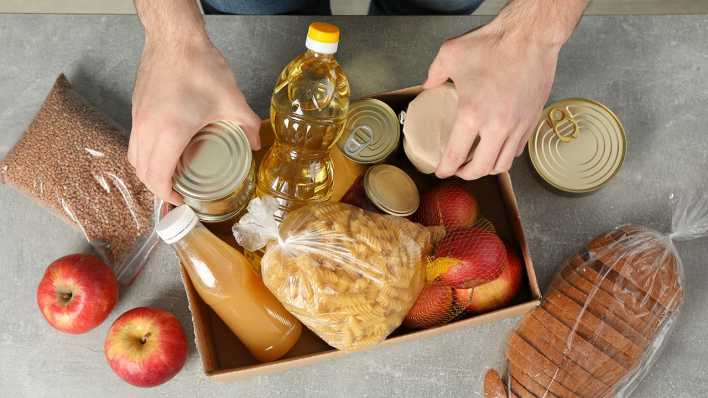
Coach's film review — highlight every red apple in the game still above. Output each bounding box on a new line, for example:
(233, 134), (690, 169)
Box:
(433, 227), (506, 288)
(418, 182), (479, 228)
(455, 248), (524, 314)
(104, 307), (187, 387)
(403, 284), (454, 329)
(36, 253), (118, 334)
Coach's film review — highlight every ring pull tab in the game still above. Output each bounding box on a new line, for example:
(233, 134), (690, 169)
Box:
(343, 125), (373, 156)
(547, 107), (580, 143)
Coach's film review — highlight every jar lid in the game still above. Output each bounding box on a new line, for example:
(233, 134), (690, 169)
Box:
(528, 98), (627, 193)
(174, 121), (253, 201)
(364, 164), (419, 216)
(338, 99), (400, 164)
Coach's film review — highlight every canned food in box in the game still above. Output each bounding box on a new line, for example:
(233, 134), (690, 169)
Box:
(337, 99), (400, 165)
(341, 164), (419, 217)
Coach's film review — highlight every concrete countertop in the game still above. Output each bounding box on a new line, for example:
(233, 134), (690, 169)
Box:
(1, 15), (707, 398)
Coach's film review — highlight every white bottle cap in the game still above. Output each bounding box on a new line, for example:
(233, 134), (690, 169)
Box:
(156, 205), (199, 244)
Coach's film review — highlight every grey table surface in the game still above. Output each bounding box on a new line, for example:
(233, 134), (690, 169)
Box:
(1, 14), (707, 398)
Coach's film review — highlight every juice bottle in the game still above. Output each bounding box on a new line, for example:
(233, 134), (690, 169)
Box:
(257, 22), (350, 219)
(156, 205), (301, 362)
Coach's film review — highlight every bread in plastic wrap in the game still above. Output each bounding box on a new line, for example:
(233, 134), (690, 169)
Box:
(234, 197), (433, 351)
(485, 193), (708, 397)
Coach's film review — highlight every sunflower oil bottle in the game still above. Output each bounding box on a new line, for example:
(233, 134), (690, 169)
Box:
(257, 22), (350, 219)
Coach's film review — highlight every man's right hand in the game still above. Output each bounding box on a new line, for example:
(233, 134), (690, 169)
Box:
(129, 32), (261, 205)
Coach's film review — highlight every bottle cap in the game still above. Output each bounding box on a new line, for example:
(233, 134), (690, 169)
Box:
(156, 205), (199, 244)
(306, 22), (339, 54)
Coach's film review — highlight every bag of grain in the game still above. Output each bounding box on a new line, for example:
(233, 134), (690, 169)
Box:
(0, 74), (163, 284)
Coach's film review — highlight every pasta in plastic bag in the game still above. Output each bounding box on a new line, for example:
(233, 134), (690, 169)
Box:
(485, 192), (708, 397)
(234, 197), (433, 351)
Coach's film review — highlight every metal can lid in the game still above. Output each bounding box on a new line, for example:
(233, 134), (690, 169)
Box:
(338, 99), (400, 164)
(528, 98), (627, 193)
(174, 121), (253, 201)
(364, 164), (419, 216)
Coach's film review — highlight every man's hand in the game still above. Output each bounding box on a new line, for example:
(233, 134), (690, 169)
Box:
(424, 0), (588, 180)
(130, 0), (261, 204)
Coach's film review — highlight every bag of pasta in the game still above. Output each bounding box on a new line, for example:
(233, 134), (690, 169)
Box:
(233, 197), (434, 351)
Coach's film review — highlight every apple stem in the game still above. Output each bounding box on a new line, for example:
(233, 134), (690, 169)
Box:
(140, 333), (151, 345)
(59, 292), (72, 303)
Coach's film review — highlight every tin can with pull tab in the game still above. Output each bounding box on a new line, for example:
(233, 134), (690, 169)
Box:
(337, 99), (400, 165)
(528, 98), (627, 193)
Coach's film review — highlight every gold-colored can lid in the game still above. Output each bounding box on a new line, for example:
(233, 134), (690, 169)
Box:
(528, 98), (627, 193)
(338, 99), (400, 164)
(174, 121), (252, 201)
(364, 164), (419, 216)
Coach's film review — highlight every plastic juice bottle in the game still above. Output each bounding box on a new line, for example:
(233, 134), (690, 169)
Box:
(257, 22), (350, 219)
(156, 205), (301, 362)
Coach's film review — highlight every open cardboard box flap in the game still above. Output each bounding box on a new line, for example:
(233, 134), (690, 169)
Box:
(179, 86), (541, 381)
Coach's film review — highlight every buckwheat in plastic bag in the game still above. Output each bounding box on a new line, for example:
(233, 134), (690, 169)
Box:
(234, 197), (433, 351)
(0, 74), (164, 284)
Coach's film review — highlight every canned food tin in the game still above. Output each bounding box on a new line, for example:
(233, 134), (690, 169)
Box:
(528, 98), (627, 193)
(174, 121), (255, 222)
(342, 164), (419, 217)
(337, 99), (400, 164)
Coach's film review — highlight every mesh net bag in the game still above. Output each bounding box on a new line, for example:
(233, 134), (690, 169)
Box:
(403, 181), (521, 330)
(234, 197), (433, 351)
(0, 74), (161, 284)
(484, 192), (708, 397)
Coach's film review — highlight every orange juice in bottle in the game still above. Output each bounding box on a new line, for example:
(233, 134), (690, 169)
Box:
(156, 205), (301, 362)
(257, 22), (350, 219)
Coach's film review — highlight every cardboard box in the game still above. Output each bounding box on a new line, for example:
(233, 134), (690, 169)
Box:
(179, 87), (542, 381)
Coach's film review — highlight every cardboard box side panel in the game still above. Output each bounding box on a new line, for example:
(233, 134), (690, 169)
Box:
(499, 172), (541, 300)
(209, 300), (540, 382)
(210, 347), (349, 382)
(179, 265), (218, 374)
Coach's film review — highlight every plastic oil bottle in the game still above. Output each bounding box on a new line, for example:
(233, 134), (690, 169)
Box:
(156, 205), (302, 362)
(257, 22), (350, 219)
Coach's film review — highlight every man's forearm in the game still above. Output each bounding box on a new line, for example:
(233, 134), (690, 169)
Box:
(134, 0), (207, 44)
(494, 0), (589, 48)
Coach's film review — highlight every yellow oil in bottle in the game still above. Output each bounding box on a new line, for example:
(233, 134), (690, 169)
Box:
(257, 22), (350, 219)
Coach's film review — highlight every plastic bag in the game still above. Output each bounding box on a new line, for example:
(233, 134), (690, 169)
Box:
(0, 74), (162, 284)
(487, 192), (708, 398)
(234, 197), (433, 351)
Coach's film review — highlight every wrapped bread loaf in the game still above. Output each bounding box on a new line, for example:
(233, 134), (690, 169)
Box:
(487, 223), (691, 398)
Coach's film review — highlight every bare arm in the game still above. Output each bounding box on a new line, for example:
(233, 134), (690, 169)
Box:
(134, 0), (205, 44)
(496, 0), (587, 47)
(426, 0), (589, 179)
(130, 0), (261, 204)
